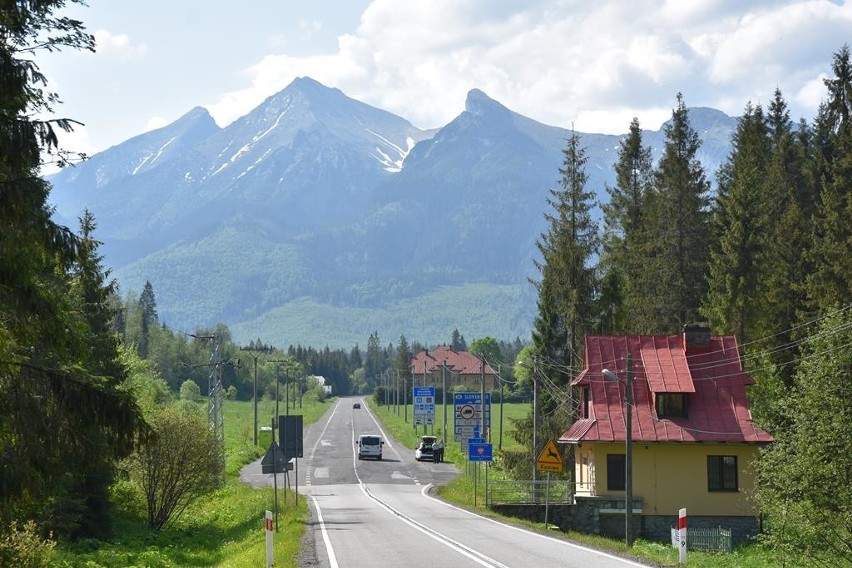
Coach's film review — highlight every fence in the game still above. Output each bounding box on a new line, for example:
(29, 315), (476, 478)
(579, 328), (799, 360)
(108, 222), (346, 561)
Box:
(670, 526), (732, 554)
(487, 479), (572, 506)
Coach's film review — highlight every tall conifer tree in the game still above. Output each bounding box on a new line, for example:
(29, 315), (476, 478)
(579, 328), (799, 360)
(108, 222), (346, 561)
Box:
(643, 94), (712, 332)
(806, 45), (852, 311)
(703, 103), (771, 342)
(601, 117), (654, 333)
(531, 130), (598, 412)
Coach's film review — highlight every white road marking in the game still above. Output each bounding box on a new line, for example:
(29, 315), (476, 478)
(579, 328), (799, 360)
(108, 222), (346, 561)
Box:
(420, 485), (650, 567)
(309, 494), (339, 568)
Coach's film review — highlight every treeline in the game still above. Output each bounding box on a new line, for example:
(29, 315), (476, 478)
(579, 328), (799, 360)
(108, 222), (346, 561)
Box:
(529, 45), (852, 564)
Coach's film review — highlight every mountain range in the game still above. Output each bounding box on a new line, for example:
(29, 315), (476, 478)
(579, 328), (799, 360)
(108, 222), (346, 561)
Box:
(48, 77), (738, 349)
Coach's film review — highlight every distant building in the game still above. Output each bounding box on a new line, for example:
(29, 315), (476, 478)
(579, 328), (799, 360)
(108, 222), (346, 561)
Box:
(409, 346), (497, 390)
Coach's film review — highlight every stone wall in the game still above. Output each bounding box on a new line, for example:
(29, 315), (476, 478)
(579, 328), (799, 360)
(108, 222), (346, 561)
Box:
(490, 503), (761, 548)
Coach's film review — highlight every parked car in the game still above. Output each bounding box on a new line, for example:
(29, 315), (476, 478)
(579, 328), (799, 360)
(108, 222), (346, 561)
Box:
(357, 434), (383, 460)
(415, 435), (444, 463)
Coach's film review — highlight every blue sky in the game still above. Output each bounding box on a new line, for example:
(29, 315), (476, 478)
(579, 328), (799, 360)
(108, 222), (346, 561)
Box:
(39, 0), (852, 159)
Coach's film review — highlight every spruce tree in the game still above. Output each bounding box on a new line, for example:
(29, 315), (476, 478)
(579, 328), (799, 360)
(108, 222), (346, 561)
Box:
(806, 45), (852, 311)
(703, 102), (771, 342)
(531, 129), (598, 412)
(0, 1), (147, 536)
(601, 117), (654, 333)
(643, 94), (712, 332)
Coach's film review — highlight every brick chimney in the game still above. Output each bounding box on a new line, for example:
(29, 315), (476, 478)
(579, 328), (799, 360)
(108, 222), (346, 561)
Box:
(683, 324), (711, 355)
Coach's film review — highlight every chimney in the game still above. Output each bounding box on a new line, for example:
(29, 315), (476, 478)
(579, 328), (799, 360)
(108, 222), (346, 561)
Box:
(683, 324), (711, 355)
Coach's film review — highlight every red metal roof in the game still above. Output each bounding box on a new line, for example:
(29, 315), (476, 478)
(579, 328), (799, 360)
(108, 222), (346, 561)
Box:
(562, 333), (773, 444)
(409, 346), (496, 376)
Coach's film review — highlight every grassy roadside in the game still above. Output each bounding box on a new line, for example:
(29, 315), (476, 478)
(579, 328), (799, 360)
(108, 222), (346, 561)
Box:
(367, 395), (782, 568)
(54, 398), (333, 568)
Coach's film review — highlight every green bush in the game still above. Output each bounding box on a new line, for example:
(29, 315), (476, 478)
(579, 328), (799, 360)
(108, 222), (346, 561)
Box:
(179, 379), (201, 401)
(0, 521), (56, 568)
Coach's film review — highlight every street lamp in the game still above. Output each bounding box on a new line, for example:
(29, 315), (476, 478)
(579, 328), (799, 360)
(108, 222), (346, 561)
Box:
(603, 356), (634, 547)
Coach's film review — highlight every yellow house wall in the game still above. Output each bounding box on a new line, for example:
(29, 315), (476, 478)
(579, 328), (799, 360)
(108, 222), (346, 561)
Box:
(575, 442), (761, 516)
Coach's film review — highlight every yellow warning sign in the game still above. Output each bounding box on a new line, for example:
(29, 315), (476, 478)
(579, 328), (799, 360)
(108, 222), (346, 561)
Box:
(536, 439), (563, 473)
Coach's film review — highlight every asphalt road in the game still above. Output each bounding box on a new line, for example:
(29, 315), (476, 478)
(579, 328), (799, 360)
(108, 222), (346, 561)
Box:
(240, 397), (651, 568)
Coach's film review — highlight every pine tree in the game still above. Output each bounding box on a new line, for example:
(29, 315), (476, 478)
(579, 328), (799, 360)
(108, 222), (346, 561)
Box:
(761, 93), (816, 383)
(806, 45), (852, 311)
(0, 1), (147, 536)
(531, 129), (598, 412)
(703, 102), (771, 342)
(643, 94), (712, 332)
(601, 117), (654, 333)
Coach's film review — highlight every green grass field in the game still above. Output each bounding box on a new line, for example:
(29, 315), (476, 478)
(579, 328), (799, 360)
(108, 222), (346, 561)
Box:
(51, 395), (782, 567)
(54, 397), (332, 568)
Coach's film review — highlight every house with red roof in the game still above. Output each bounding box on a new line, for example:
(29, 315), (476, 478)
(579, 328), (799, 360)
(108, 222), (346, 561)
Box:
(409, 346), (497, 391)
(560, 325), (773, 543)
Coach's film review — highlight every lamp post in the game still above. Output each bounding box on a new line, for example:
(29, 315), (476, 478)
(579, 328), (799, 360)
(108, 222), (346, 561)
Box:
(603, 353), (634, 547)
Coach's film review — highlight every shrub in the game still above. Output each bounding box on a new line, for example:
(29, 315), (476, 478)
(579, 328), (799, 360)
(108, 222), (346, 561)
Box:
(0, 521), (56, 568)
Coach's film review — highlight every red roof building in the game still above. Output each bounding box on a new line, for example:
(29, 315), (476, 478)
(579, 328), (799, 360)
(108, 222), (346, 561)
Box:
(562, 328), (773, 445)
(409, 346), (497, 390)
(559, 326), (773, 543)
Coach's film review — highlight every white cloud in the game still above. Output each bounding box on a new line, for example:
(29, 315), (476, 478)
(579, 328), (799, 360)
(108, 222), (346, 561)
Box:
(92, 29), (148, 59)
(144, 116), (169, 132)
(176, 1), (852, 136)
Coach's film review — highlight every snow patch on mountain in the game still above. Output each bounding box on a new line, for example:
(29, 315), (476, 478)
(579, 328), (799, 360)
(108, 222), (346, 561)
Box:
(367, 129), (416, 172)
(132, 136), (177, 175)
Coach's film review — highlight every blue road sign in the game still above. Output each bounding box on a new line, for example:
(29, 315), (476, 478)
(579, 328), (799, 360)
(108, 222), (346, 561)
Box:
(468, 442), (493, 462)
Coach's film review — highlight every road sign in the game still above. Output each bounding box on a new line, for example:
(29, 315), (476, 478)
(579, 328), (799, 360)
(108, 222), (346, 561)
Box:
(468, 442), (493, 462)
(413, 386), (435, 425)
(536, 438), (563, 473)
(454, 392), (491, 450)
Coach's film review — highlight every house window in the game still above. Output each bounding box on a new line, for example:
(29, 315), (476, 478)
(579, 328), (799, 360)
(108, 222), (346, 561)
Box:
(607, 454), (626, 491)
(707, 455), (738, 491)
(657, 393), (687, 418)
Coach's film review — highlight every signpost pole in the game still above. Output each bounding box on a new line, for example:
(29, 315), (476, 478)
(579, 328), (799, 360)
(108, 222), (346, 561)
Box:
(678, 508), (687, 564)
(265, 510), (274, 566)
(545, 471), (551, 528)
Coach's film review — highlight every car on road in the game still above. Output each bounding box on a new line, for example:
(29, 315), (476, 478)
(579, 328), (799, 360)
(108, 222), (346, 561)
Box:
(356, 434), (383, 460)
(353, 402), (361, 409)
(415, 435), (444, 462)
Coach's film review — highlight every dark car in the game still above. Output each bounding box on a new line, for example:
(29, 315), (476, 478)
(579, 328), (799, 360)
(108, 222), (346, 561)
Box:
(353, 402), (361, 409)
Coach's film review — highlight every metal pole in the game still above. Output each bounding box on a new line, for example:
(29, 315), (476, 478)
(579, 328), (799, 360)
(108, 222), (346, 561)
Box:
(442, 363), (447, 442)
(253, 356), (259, 445)
(499, 367), (504, 451)
(480, 356), (485, 439)
(532, 357), (539, 492)
(626, 352), (634, 546)
(271, 417), (279, 532)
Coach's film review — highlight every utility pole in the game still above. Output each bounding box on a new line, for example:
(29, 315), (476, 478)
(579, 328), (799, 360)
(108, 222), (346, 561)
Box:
(625, 352), (634, 546)
(603, 353), (634, 547)
(187, 332), (238, 486)
(442, 362), (448, 442)
(480, 355), (486, 439)
(532, 357), (539, 490)
(240, 343), (271, 446)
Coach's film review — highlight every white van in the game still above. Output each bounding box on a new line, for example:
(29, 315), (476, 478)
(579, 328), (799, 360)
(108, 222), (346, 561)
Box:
(356, 434), (383, 460)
